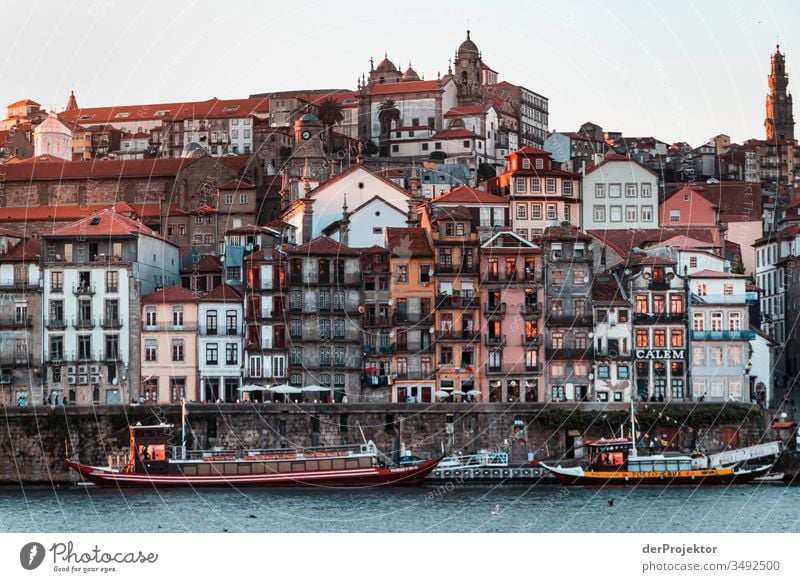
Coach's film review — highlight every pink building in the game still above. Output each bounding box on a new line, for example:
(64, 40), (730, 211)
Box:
(659, 185), (719, 227)
(479, 230), (544, 402)
(141, 286), (201, 403)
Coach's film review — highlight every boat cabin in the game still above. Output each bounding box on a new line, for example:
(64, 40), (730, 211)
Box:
(128, 424), (173, 472)
(585, 439), (632, 471)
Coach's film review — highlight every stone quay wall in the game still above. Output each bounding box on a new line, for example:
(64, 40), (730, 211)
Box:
(0, 402), (770, 484)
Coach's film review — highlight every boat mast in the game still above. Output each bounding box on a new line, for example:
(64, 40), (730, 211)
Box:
(629, 398), (637, 458)
(181, 399), (187, 460)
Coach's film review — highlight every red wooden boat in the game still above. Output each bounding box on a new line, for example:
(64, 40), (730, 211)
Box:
(66, 422), (440, 488)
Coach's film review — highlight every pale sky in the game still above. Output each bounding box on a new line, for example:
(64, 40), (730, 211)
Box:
(1, 0), (797, 146)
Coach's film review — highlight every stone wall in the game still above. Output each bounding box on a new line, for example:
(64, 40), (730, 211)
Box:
(0, 402), (769, 484)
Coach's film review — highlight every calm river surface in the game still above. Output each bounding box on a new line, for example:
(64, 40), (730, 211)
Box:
(2, 484), (799, 533)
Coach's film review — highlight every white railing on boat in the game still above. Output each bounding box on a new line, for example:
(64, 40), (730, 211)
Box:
(170, 442), (377, 462)
(437, 451), (509, 469)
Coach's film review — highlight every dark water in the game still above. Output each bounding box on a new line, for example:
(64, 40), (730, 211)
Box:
(1, 483), (799, 533)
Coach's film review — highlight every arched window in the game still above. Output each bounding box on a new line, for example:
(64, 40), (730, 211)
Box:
(461, 71), (468, 85)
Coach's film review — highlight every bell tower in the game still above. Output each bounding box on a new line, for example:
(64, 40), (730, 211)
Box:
(454, 30), (484, 106)
(765, 45), (795, 141)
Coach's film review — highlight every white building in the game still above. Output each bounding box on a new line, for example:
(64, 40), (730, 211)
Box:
(34, 112), (73, 160)
(198, 284), (244, 402)
(591, 274), (633, 402)
(41, 209), (180, 405)
(688, 270), (755, 402)
(581, 154), (659, 231)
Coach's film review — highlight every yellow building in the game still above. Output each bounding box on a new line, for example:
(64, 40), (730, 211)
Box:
(385, 227), (436, 402)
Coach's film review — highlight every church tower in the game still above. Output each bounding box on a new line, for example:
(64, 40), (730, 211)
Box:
(454, 30), (484, 106)
(765, 45), (795, 141)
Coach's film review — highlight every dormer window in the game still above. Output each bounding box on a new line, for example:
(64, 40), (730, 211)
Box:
(522, 157), (531, 169)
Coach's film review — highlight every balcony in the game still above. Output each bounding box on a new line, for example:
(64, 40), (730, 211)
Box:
(435, 329), (480, 342)
(484, 302), (506, 318)
(486, 363), (540, 375)
(435, 295), (478, 309)
(361, 317), (391, 328)
(0, 355), (32, 367)
(690, 330), (756, 341)
(73, 318), (97, 330)
(521, 334), (542, 347)
(545, 313), (592, 327)
(648, 280), (670, 290)
(394, 371), (436, 381)
(545, 347), (594, 360)
(690, 293), (758, 305)
(0, 315), (33, 329)
(101, 318), (123, 329)
(391, 311), (434, 325)
(435, 263), (479, 275)
(394, 341), (434, 354)
(142, 323), (198, 332)
(72, 284), (96, 296)
(0, 280), (39, 292)
(594, 350), (632, 360)
(45, 319), (67, 330)
(485, 333), (506, 348)
(519, 302), (542, 319)
(633, 312), (685, 324)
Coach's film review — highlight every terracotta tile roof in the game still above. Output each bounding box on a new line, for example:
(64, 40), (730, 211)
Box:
(385, 227), (433, 258)
(514, 145), (550, 155)
(431, 205), (473, 221)
(584, 153), (658, 177)
(264, 219), (295, 231)
(0, 204), (109, 222)
(628, 254), (676, 266)
(432, 185), (507, 205)
(7, 99), (40, 108)
(224, 224), (271, 235)
(0, 238), (41, 262)
(444, 105), (485, 117)
(365, 80), (442, 96)
(141, 285), (201, 303)
(202, 283), (243, 302)
(587, 228), (719, 258)
(2, 156), (195, 180)
(46, 208), (164, 240)
(219, 178), (255, 190)
(591, 273), (626, 303)
(59, 97), (270, 126)
(181, 255), (222, 273)
(542, 223), (592, 240)
(295, 90), (359, 106)
(0, 226), (26, 238)
(288, 236), (360, 256)
(431, 128), (480, 139)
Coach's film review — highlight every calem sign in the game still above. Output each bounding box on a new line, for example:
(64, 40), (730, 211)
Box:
(634, 349), (685, 360)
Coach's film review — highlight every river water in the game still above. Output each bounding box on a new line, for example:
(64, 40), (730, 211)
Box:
(1, 483), (799, 533)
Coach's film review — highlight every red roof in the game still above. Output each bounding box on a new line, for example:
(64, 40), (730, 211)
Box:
(141, 285), (201, 303)
(385, 227), (433, 257)
(2, 156), (195, 181)
(7, 99), (40, 108)
(202, 283), (243, 302)
(591, 273), (626, 303)
(224, 224), (271, 235)
(59, 97), (270, 126)
(219, 178), (255, 190)
(444, 105), (485, 117)
(264, 219), (294, 231)
(181, 255), (222, 274)
(433, 185), (507, 205)
(587, 228), (719, 258)
(514, 145), (550, 156)
(0, 238), (41, 262)
(432, 128), (480, 140)
(584, 153), (659, 177)
(366, 80), (442, 96)
(288, 236), (359, 256)
(46, 208), (165, 240)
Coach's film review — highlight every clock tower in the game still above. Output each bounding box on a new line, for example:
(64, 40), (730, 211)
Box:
(290, 112), (328, 180)
(765, 45), (795, 141)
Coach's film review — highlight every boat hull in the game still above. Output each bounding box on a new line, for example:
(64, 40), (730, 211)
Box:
(542, 464), (772, 486)
(65, 457), (442, 488)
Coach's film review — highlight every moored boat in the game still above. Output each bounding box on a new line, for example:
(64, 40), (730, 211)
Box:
(425, 450), (556, 484)
(66, 420), (440, 488)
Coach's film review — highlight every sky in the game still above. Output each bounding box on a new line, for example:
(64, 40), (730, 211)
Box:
(1, 0), (797, 146)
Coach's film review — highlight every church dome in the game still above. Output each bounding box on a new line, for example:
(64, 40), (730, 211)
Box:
(457, 30), (479, 58)
(300, 112), (320, 122)
(182, 141), (207, 158)
(402, 64), (420, 81)
(375, 56), (398, 73)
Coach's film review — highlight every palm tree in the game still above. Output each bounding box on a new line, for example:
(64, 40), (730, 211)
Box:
(378, 99), (401, 156)
(378, 99), (401, 138)
(316, 96), (344, 153)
